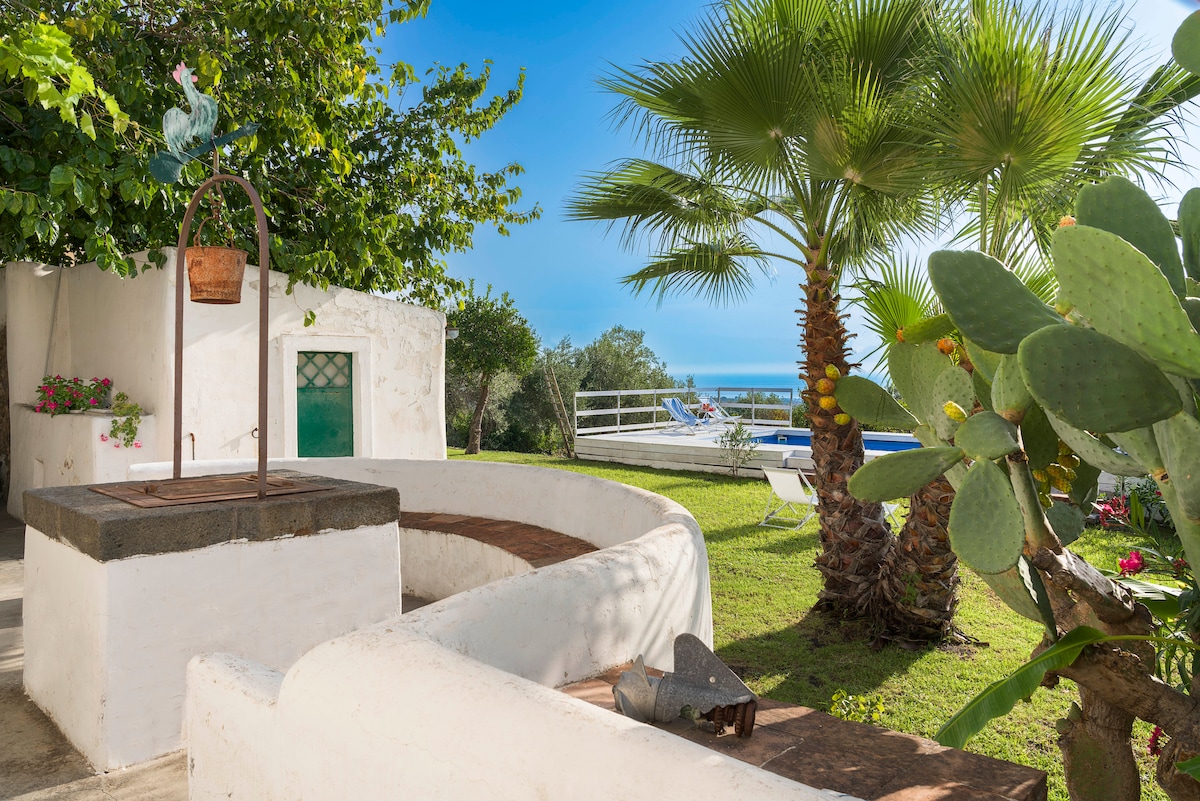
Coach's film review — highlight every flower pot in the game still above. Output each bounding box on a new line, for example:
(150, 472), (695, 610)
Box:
(186, 246), (247, 304)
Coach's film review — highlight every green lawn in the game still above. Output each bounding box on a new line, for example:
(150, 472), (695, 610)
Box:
(448, 448), (1165, 800)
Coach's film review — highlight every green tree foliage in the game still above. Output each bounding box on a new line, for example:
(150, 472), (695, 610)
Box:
(446, 283), (539, 454)
(0, 1), (538, 306)
(579, 326), (674, 392)
(447, 327), (681, 455)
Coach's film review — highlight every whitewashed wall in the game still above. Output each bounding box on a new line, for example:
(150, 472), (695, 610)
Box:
(161, 457), (825, 801)
(5, 254), (447, 518)
(9, 409), (158, 520)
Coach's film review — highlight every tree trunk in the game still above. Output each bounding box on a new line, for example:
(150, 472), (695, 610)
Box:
(803, 269), (894, 618)
(877, 476), (959, 643)
(465, 377), (490, 455)
(1057, 689), (1139, 801)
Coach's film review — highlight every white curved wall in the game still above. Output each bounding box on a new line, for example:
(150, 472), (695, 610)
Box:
(168, 458), (847, 800)
(400, 528), (532, 601)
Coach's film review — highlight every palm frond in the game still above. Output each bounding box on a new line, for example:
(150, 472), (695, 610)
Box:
(567, 159), (753, 251)
(620, 233), (774, 306)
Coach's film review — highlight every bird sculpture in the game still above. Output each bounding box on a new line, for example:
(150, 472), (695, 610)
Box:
(149, 61), (258, 184)
(163, 63), (218, 157)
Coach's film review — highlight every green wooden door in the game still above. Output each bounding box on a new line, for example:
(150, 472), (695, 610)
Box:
(297, 352), (353, 457)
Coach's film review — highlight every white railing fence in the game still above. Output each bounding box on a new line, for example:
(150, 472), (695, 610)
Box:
(574, 387), (795, 436)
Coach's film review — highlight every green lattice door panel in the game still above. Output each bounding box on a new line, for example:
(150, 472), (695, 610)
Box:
(297, 352), (353, 457)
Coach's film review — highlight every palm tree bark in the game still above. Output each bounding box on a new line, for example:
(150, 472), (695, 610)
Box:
(465, 377), (490, 455)
(804, 268), (893, 618)
(877, 476), (959, 643)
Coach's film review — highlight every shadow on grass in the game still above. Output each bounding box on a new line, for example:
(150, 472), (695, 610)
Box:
(715, 608), (925, 711)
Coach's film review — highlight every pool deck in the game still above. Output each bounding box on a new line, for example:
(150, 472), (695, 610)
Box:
(574, 425), (914, 477)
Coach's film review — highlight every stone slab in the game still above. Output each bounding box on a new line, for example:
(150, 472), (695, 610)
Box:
(401, 511), (596, 567)
(565, 665), (1047, 801)
(23, 471), (399, 562)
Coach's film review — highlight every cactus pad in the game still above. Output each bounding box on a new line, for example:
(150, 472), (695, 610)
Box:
(979, 563), (1052, 625)
(973, 371), (994, 412)
(835, 376), (918, 430)
(928, 250), (1063, 353)
(991, 353), (1033, 422)
(930, 366), (973, 441)
(948, 459), (1025, 574)
(1043, 408), (1145, 476)
(954, 411), (1019, 461)
(1175, 11), (1200, 78)
(1153, 412), (1200, 522)
(1073, 177), (1184, 296)
(1181, 189), (1200, 283)
(1183, 298), (1200, 335)
(848, 446), (965, 502)
(901, 313), (956, 344)
(1045, 501), (1085, 547)
(1110, 428), (1165, 474)
(1069, 460), (1101, 509)
(1051, 226), (1200, 377)
(1018, 325), (1182, 432)
(965, 339), (1002, 381)
(888, 341), (951, 423)
(1020, 404), (1059, 473)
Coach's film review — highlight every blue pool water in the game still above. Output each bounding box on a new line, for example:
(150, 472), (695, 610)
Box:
(752, 430), (920, 452)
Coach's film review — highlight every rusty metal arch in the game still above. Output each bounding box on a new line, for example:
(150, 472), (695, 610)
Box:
(173, 174), (269, 498)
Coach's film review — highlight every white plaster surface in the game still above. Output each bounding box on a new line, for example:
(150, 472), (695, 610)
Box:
(9, 407), (158, 520)
(400, 528), (531, 600)
(189, 630), (844, 801)
(178, 458), (853, 801)
(23, 521), (400, 769)
(5, 254), (447, 519)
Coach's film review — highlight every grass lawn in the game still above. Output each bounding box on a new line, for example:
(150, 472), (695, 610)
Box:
(449, 447), (1166, 800)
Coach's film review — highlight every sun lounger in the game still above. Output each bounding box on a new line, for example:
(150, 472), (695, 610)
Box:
(698, 395), (741, 425)
(759, 466), (817, 529)
(662, 396), (704, 434)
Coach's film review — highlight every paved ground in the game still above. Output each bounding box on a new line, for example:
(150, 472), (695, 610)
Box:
(0, 516), (187, 801)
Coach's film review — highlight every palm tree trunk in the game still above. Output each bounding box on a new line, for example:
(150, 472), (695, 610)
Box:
(465, 377), (490, 455)
(803, 268), (894, 618)
(877, 476), (959, 643)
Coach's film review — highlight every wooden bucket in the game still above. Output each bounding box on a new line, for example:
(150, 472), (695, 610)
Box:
(186, 246), (247, 304)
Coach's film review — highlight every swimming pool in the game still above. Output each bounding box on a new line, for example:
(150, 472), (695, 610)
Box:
(752, 429), (920, 452)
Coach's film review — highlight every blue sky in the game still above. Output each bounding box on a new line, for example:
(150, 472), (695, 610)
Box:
(383, 0), (1199, 389)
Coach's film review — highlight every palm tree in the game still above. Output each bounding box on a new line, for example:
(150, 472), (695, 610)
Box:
(851, 260), (962, 643)
(569, 0), (947, 618)
(926, 0), (1200, 266)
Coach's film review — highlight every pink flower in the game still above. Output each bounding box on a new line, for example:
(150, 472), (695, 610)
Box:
(47, 401), (57, 411)
(45, 387), (54, 396)
(172, 62), (199, 85)
(1149, 725), (1164, 756)
(1119, 551), (1145, 576)
(102, 378), (112, 387)
(89, 398), (98, 406)
(133, 441), (142, 449)
(113, 443), (121, 448)
(99, 433), (108, 442)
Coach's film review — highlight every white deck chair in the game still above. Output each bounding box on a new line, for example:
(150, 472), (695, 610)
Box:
(760, 466), (818, 529)
(698, 395), (741, 425)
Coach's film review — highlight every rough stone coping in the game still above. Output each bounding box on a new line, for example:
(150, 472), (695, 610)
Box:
(400, 512), (597, 568)
(564, 665), (1048, 801)
(23, 471), (399, 563)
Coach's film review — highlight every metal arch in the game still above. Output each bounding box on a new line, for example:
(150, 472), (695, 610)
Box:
(173, 173), (270, 499)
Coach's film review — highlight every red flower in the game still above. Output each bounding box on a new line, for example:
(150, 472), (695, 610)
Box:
(1149, 726), (1164, 756)
(1119, 551), (1144, 576)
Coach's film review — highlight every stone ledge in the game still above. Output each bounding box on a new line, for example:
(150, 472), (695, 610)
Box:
(400, 512), (596, 567)
(564, 665), (1047, 801)
(23, 471), (399, 562)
